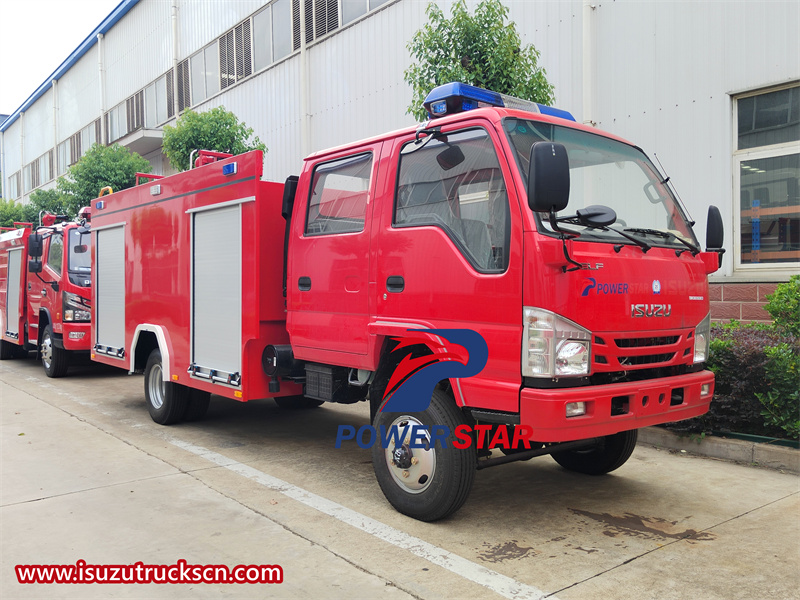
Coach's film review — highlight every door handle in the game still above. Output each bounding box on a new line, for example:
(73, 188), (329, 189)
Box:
(386, 276), (405, 293)
(298, 276), (312, 291)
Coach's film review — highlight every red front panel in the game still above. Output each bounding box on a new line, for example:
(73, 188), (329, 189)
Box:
(520, 370), (714, 442)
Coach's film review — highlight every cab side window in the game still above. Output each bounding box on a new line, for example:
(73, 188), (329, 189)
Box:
(306, 153), (372, 235)
(47, 233), (64, 273)
(394, 128), (510, 272)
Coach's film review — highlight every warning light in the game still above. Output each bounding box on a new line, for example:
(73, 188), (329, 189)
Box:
(422, 82), (576, 122)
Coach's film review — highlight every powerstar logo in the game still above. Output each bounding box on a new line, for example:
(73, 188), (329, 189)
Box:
(334, 329), (534, 450)
(581, 277), (629, 297)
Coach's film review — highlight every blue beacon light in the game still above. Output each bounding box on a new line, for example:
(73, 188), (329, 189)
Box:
(422, 82), (575, 121)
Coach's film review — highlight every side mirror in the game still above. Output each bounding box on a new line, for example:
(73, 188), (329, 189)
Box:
(528, 142), (570, 213)
(74, 245), (88, 254)
(282, 176), (299, 221)
(28, 233), (44, 259)
(28, 259), (42, 274)
(706, 205), (724, 249)
(706, 205), (725, 268)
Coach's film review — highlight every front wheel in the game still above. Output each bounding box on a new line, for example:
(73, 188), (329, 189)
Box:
(144, 349), (189, 425)
(551, 429), (638, 475)
(371, 388), (476, 522)
(41, 324), (69, 378)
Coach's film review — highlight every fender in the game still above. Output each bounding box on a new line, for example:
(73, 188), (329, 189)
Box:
(367, 319), (469, 407)
(130, 324), (174, 382)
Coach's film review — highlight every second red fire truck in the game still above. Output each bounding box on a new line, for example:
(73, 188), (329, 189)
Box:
(89, 83), (725, 521)
(0, 210), (92, 377)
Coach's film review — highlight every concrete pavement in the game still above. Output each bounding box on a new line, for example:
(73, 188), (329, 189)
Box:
(1, 357), (798, 599)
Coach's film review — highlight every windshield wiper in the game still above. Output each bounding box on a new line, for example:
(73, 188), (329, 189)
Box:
(624, 228), (700, 256)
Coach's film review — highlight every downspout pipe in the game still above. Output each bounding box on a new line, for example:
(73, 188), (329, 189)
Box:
(171, 0), (179, 119)
(582, 0), (597, 127)
(299, 1), (309, 157)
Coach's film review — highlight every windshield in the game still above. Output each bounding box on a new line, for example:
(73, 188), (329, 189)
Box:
(68, 228), (91, 287)
(504, 118), (698, 248)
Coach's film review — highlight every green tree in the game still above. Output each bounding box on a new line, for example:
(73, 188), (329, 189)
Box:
(404, 0), (555, 121)
(0, 198), (28, 228)
(56, 143), (151, 215)
(161, 106), (267, 172)
(26, 189), (67, 223)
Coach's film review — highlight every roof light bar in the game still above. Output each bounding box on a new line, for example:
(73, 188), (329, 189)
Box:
(423, 82), (575, 122)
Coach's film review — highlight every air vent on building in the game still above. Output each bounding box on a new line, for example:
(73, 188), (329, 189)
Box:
(293, 0), (338, 50)
(234, 20), (252, 81)
(177, 59), (191, 112)
(166, 69), (175, 118)
(126, 90), (144, 133)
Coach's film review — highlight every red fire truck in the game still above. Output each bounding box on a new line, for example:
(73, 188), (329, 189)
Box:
(0, 211), (92, 377)
(90, 83), (725, 521)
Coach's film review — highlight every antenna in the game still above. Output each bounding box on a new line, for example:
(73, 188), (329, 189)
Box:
(653, 153), (695, 227)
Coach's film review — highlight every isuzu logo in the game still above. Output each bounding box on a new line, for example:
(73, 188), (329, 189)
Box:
(631, 303), (672, 317)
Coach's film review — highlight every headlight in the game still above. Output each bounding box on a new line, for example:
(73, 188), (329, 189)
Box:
(694, 313), (710, 363)
(523, 307), (592, 378)
(63, 292), (91, 322)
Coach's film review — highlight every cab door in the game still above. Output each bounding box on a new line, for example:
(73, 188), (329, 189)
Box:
(374, 122), (524, 412)
(287, 143), (382, 360)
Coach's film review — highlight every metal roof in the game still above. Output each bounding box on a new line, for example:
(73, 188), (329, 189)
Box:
(0, 0), (140, 133)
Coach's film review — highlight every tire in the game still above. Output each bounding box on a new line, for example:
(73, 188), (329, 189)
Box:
(144, 349), (189, 425)
(371, 388), (476, 522)
(274, 395), (324, 409)
(41, 324), (69, 378)
(184, 389), (211, 422)
(551, 429), (638, 475)
(0, 339), (15, 360)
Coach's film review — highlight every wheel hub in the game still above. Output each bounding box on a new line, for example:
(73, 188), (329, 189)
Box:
(383, 415), (436, 494)
(392, 444), (413, 469)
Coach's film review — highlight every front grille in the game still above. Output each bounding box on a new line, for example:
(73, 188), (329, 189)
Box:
(615, 336), (679, 348)
(619, 352), (675, 366)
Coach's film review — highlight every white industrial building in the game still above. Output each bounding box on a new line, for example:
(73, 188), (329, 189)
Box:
(1, 0), (798, 307)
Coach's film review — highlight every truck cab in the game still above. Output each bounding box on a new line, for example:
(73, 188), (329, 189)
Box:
(14, 213), (92, 377)
(284, 82), (725, 520)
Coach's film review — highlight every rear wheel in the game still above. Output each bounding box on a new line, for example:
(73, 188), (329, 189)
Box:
(184, 389), (211, 422)
(41, 324), (69, 378)
(372, 388), (476, 522)
(551, 430), (638, 475)
(144, 349), (189, 425)
(0, 340), (15, 360)
(274, 395), (324, 409)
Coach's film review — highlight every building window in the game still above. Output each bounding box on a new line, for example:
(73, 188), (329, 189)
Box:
(342, 0), (390, 25)
(189, 44), (221, 106)
(57, 141), (69, 175)
(253, 0), (293, 73)
(735, 84), (800, 267)
(7, 171), (21, 200)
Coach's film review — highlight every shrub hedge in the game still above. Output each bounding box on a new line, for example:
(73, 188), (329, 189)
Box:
(664, 276), (800, 441)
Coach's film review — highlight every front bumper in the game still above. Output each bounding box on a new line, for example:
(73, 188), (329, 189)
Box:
(58, 323), (92, 351)
(520, 370), (714, 442)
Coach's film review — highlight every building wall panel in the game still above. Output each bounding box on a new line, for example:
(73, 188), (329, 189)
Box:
(56, 50), (101, 140)
(21, 94), (54, 163)
(179, 0), (266, 59)
(103, 0), (173, 107)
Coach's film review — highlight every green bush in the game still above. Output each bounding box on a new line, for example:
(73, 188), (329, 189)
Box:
(756, 343), (800, 439)
(667, 321), (799, 440)
(765, 275), (800, 337)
